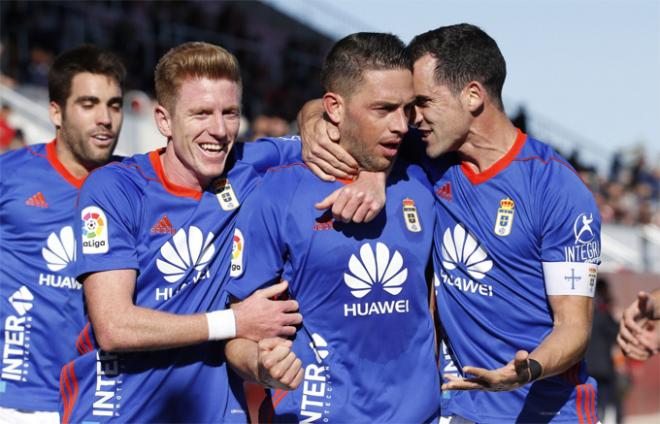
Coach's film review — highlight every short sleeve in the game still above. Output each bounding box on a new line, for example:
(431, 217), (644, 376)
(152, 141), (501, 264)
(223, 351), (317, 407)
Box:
(237, 136), (303, 175)
(74, 167), (141, 278)
(224, 171), (293, 300)
(539, 164), (601, 265)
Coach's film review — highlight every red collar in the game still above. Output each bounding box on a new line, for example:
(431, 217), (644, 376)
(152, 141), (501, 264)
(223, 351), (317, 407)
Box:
(149, 149), (203, 200)
(46, 140), (86, 189)
(460, 128), (526, 185)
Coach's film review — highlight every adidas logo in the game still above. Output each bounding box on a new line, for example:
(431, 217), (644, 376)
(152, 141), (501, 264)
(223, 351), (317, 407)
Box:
(441, 224), (493, 280)
(9, 286), (34, 316)
(156, 226), (215, 283)
(344, 242), (407, 298)
(42, 226), (76, 271)
(25, 192), (48, 208)
(151, 215), (176, 234)
(436, 183), (452, 201)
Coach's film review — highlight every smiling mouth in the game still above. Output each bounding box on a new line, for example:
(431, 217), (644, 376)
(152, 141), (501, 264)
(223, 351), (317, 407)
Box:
(199, 143), (227, 154)
(90, 133), (115, 144)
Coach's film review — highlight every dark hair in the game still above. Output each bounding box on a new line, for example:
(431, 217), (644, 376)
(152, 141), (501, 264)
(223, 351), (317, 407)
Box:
(407, 23), (506, 109)
(320, 32), (411, 96)
(48, 45), (126, 107)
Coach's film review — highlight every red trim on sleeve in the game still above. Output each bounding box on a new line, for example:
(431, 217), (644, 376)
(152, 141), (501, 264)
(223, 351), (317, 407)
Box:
(460, 128), (526, 185)
(149, 149), (203, 201)
(46, 140), (86, 189)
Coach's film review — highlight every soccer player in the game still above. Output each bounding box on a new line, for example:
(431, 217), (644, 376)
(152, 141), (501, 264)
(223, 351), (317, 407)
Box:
(60, 42), (303, 423)
(0, 45), (125, 423)
(301, 24), (601, 423)
(225, 33), (441, 423)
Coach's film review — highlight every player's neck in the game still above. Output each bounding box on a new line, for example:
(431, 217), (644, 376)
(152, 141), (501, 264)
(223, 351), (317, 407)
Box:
(160, 144), (207, 192)
(457, 114), (518, 174)
(54, 135), (91, 180)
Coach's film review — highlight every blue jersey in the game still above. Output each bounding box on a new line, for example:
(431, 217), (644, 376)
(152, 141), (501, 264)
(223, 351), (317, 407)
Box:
(426, 130), (601, 423)
(61, 139), (301, 423)
(0, 141), (87, 411)
(226, 157), (441, 423)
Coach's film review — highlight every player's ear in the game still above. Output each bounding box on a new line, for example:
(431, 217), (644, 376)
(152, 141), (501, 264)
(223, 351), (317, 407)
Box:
(154, 104), (173, 138)
(49, 101), (63, 128)
(322, 92), (344, 126)
(462, 81), (485, 113)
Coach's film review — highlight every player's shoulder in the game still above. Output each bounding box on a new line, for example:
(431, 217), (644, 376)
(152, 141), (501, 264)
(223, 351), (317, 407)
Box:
(518, 136), (597, 214)
(517, 135), (578, 177)
(247, 162), (313, 209)
(390, 158), (435, 193)
(0, 142), (49, 173)
(83, 151), (154, 193)
(262, 161), (310, 183)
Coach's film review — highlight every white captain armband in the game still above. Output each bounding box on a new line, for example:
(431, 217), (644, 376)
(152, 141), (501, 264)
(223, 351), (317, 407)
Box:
(542, 262), (598, 297)
(205, 309), (236, 340)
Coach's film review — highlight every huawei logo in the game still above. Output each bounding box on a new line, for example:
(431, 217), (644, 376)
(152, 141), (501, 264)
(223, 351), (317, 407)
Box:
(156, 226), (215, 283)
(42, 226), (76, 271)
(441, 224), (492, 280)
(344, 242), (407, 299)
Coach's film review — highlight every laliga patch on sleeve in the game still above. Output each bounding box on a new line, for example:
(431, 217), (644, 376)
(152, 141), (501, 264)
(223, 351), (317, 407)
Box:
(543, 262), (598, 297)
(230, 228), (244, 277)
(81, 206), (109, 254)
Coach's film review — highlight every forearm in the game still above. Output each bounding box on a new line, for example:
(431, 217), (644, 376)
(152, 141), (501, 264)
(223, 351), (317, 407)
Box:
(225, 338), (260, 383)
(529, 296), (593, 379)
(92, 304), (210, 352)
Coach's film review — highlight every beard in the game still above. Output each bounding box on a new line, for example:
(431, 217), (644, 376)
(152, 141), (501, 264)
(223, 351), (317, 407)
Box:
(59, 120), (117, 170)
(341, 122), (392, 173)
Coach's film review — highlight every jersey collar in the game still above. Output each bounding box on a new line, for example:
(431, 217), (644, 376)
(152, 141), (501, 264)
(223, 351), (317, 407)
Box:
(460, 128), (526, 185)
(149, 149), (203, 201)
(46, 139), (86, 189)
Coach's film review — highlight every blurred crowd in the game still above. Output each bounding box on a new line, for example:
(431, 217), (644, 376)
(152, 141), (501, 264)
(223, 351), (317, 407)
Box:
(0, 1), (329, 122)
(569, 148), (660, 226)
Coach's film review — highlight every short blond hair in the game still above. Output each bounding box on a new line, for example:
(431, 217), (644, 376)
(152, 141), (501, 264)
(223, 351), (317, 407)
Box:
(154, 42), (242, 111)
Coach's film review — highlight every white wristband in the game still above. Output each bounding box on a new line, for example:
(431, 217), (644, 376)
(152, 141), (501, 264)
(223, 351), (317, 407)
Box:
(206, 309), (236, 341)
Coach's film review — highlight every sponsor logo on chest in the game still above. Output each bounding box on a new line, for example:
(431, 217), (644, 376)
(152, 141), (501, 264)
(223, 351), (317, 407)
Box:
(39, 226), (81, 290)
(440, 224), (494, 297)
(154, 226), (215, 301)
(343, 243), (410, 317)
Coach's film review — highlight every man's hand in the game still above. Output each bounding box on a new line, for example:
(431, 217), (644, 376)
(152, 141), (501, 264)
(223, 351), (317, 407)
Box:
(298, 99), (358, 181)
(258, 337), (304, 390)
(232, 281), (302, 342)
(618, 291), (660, 360)
(315, 171), (387, 223)
(442, 351), (541, 392)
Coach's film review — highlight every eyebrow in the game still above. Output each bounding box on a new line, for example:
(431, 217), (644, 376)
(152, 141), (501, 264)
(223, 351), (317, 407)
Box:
(75, 96), (100, 104)
(74, 96), (123, 104)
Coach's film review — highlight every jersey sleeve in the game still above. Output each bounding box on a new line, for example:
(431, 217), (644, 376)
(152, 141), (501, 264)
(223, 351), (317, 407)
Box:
(224, 170), (293, 300)
(538, 162), (601, 296)
(74, 166), (141, 279)
(237, 136), (303, 175)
